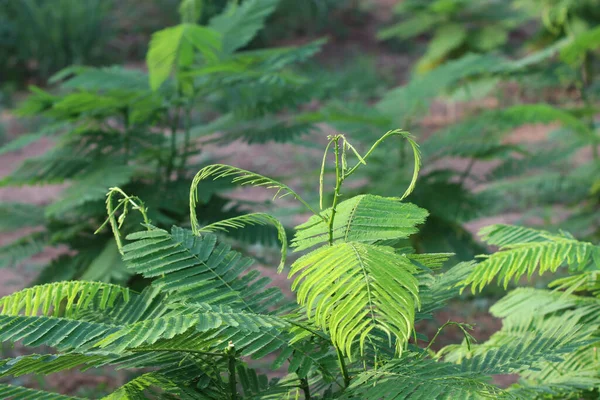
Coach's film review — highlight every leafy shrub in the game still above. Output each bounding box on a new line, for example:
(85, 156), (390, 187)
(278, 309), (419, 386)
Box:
(0, 0), (375, 285)
(357, 3), (600, 257)
(1, 131), (597, 398)
(457, 223), (600, 398)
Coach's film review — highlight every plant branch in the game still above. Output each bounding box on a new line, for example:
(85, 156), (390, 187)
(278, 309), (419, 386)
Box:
(130, 348), (226, 357)
(336, 346), (351, 388)
(459, 158), (476, 187)
(299, 377), (311, 399)
(95, 187), (150, 253)
(580, 52), (598, 160)
(328, 136), (343, 245)
(423, 321), (474, 356)
(227, 342), (238, 400)
(166, 106), (181, 180)
(178, 103), (194, 177)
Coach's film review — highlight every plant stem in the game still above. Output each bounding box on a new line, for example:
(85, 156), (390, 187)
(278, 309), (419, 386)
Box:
(130, 348), (225, 357)
(299, 377), (311, 399)
(178, 104), (193, 177)
(227, 342), (238, 400)
(166, 106), (181, 181)
(336, 346), (351, 388)
(423, 321), (473, 356)
(580, 52), (598, 160)
(325, 136), (351, 387)
(122, 107), (130, 163)
(328, 136), (343, 245)
(459, 158), (476, 187)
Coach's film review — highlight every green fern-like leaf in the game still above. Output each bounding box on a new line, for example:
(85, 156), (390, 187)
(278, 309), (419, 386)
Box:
(0, 384), (83, 399)
(462, 224), (600, 292)
(345, 353), (508, 399)
(0, 232), (49, 268)
(513, 345), (600, 397)
(208, 0), (279, 54)
(195, 212), (288, 272)
(0, 353), (109, 378)
(0, 281), (129, 317)
(146, 23), (221, 90)
(560, 26), (600, 66)
(289, 242), (419, 357)
(121, 226), (284, 313)
(102, 372), (184, 400)
(0, 203), (45, 233)
(189, 164), (319, 224)
(292, 195), (428, 252)
(45, 165), (135, 217)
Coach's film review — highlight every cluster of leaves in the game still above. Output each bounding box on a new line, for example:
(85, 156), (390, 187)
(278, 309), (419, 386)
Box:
(350, 0), (600, 259)
(0, 0), (355, 86)
(378, 0), (530, 73)
(0, 133), (598, 399)
(0, 0), (383, 286)
(0, 0), (114, 83)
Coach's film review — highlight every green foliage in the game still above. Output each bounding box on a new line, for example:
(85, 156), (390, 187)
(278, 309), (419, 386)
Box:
(361, 0), (600, 259)
(0, 133), (597, 399)
(378, 0), (529, 73)
(0, 0), (114, 83)
(0, 0), (376, 284)
(457, 224), (600, 398)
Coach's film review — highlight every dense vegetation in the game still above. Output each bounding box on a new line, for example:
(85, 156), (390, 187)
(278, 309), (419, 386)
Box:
(0, 0), (598, 398)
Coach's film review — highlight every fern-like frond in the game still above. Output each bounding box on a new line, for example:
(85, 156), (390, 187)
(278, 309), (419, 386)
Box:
(0, 203), (45, 232)
(345, 353), (508, 399)
(513, 345), (600, 398)
(56, 66), (150, 91)
(45, 165), (135, 217)
(462, 225), (599, 292)
(0, 232), (49, 268)
(289, 242), (419, 357)
(0, 353), (108, 377)
(0, 281), (129, 317)
(293, 195), (428, 252)
(0, 314), (117, 350)
(189, 164), (319, 221)
(0, 384), (82, 399)
(490, 288), (600, 325)
(102, 372), (184, 400)
(195, 212), (287, 272)
(96, 314), (198, 352)
(237, 366), (301, 399)
(418, 262), (475, 320)
(377, 53), (502, 123)
(208, 0), (279, 54)
(0, 281), (132, 350)
(560, 26), (600, 66)
(407, 253), (454, 270)
(0, 121), (70, 155)
(146, 23), (221, 90)
(442, 312), (596, 376)
(1, 146), (93, 186)
(421, 104), (593, 161)
(122, 227), (284, 313)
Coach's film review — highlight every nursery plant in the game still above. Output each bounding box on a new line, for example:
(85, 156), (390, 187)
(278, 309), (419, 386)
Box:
(0, 131), (597, 399)
(0, 0), (381, 285)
